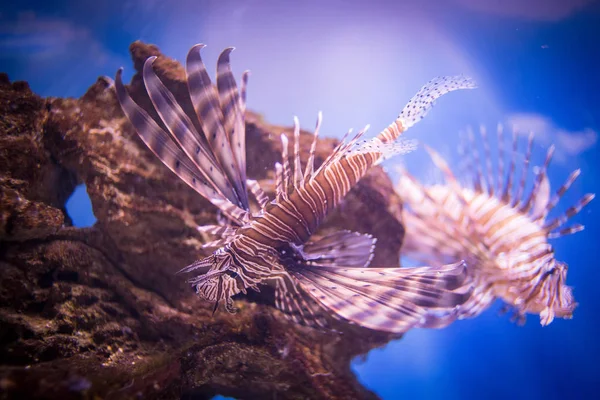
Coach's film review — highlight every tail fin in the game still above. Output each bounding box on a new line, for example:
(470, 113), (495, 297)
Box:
(376, 75), (477, 144)
(352, 75), (477, 163)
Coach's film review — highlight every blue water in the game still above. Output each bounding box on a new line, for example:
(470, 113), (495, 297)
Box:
(65, 184), (97, 227)
(4, 1), (599, 399)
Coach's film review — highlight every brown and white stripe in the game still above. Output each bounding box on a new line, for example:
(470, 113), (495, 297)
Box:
(115, 43), (476, 333)
(397, 123), (595, 326)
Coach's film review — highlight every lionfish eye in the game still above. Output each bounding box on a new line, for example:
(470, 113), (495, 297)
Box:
(225, 269), (238, 279)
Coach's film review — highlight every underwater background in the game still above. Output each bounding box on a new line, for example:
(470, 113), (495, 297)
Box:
(2, 0), (599, 399)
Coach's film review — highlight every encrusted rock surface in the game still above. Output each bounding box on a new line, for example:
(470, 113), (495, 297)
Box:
(0, 42), (406, 400)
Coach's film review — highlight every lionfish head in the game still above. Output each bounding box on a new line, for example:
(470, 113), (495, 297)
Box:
(182, 248), (245, 314)
(497, 251), (577, 326)
(531, 260), (576, 326)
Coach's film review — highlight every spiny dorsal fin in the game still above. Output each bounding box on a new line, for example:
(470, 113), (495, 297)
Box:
(292, 116), (304, 189)
(313, 126), (369, 177)
(466, 125), (483, 193)
(530, 170), (551, 222)
(521, 144), (553, 214)
(543, 169), (580, 219)
(501, 127), (519, 204)
(275, 162), (285, 201)
(496, 123), (506, 195)
(480, 124), (494, 196)
(312, 128), (352, 177)
(544, 193), (595, 233)
(514, 132), (535, 208)
(280, 134), (291, 195)
(304, 111), (323, 181)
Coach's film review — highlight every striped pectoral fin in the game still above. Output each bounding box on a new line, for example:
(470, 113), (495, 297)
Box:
(216, 48), (248, 194)
(452, 281), (496, 320)
(115, 68), (248, 223)
(240, 70), (250, 115)
(141, 57), (242, 203)
(273, 274), (331, 329)
(303, 230), (377, 268)
(292, 261), (471, 333)
(186, 44), (249, 209)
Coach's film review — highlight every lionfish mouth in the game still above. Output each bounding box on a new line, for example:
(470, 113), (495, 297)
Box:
(512, 262), (576, 326)
(173, 251), (242, 314)
(191, 270), (240, 315)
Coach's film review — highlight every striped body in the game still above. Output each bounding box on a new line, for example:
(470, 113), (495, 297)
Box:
(397, 125), (594, 325)
(115, 43), (477, 332)
(242, 133), (390, 246)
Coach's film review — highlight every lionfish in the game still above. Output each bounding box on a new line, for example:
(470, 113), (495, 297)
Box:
(114, 43), (476, 333)
(397, 124), (595, 325)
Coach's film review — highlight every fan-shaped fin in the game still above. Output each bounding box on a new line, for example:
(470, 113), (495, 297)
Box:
(292, 261), (471, 333)
(216, 47), (248, 201)
(186, 44), (248, 209)
(142, 57), (239, 203)
(303, 230), (377, 268)
(273, 274), (330, 329)
(115, 68), (247, 223)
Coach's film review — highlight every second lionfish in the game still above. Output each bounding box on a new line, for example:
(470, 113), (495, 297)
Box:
(397, 124), (594, 325)
(115, 44), (476, 333)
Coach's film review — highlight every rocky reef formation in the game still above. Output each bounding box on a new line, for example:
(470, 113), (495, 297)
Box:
(0, 42), (406, 399)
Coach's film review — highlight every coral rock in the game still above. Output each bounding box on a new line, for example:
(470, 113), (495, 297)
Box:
(0, 42), (407, 400)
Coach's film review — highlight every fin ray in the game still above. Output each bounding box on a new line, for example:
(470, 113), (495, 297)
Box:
(292, 261), (470, 333)
(216, 48), (248, 203)
(115, 68), (247, 222)
(303, 230), (377, 268)
(186, 44), (248, 209)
